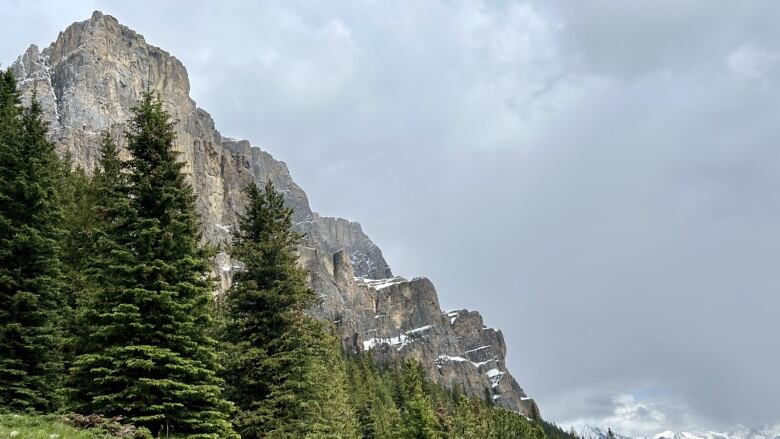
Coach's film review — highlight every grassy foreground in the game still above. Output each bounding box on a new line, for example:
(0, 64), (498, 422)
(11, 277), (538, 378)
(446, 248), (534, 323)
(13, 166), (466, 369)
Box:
(0, 414), (147, 438)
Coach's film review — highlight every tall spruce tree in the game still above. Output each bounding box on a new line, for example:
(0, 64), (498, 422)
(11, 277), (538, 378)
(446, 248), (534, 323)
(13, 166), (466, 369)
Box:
(82, 131), (129, 292)
(222, 181), (359, 438)
(0, 70), (66, 412)
(65, 131), (126, 397)
(69, 92), (236, 438)
(59, 132), (124, 295)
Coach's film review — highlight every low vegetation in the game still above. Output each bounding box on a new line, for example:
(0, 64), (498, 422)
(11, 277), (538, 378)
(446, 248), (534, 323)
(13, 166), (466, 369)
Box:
(0, 413), (150, 438)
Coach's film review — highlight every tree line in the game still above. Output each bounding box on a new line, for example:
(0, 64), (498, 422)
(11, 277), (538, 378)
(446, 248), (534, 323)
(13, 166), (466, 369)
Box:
(0, 68), (572, 438)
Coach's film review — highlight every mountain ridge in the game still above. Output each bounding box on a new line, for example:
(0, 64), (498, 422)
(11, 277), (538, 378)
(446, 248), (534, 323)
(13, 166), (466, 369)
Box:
(10, 10), (537, 416)
(578, 424), (780, 439)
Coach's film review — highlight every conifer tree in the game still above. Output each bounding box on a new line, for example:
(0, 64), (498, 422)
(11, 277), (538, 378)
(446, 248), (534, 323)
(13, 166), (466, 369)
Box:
(372, 398), (403, 439)
(59, 158), (98, 308)
(0, 70), (66, 412)
(65, 132), (126, 396)
(446, 395), (481, 439)
(490, 407), (545, 439)
(56, 156), (101, 389)
(81, 131), (128, 293)
(222, 180), (359, 438)
(92, 131), (126, 222)
(346, 353), (402, 439)
(257, 315), (359, 437)
(399, 360), (440, 439)
(69, 92), (236, 438)
(59, 132), (124, 295)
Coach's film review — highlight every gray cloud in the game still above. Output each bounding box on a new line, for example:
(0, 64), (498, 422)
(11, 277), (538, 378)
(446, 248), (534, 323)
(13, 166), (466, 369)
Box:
(2, 0), (779, 434)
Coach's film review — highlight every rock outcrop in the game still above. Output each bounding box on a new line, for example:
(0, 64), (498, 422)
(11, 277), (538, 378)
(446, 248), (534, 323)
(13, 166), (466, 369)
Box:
(10, 10), (536, 415)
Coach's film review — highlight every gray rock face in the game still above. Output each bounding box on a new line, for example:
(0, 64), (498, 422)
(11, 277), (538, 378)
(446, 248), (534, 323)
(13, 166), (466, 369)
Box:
(10, 10), (535, 416)
(301, 248), (538, 414)
(11, 11), (388, 276)
(309, 214), (393, 279)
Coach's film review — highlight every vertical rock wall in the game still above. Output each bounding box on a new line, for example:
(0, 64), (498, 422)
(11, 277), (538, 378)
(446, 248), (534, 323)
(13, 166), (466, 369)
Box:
(10, 11), (535, 416)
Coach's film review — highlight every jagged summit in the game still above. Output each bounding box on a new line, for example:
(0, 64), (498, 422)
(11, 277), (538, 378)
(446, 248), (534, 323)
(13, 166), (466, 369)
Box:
(11, 11), (535, 415)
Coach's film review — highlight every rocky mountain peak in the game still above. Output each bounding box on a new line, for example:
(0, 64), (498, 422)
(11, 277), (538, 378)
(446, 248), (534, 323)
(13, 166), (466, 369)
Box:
(10, 11), (535, 416)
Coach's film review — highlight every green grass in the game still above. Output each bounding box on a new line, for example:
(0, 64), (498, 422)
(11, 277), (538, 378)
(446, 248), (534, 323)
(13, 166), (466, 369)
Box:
(0, 414), (120, 438)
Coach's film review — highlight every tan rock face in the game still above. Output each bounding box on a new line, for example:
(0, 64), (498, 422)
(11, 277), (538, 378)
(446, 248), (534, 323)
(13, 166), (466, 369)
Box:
(11, 10), (535, 416)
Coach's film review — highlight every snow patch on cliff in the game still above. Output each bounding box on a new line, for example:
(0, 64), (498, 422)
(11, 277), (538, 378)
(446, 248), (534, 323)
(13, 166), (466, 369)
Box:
(358, 276), (407, 290)
(486, 368), (504, 387)
(362, 324), (435, 351)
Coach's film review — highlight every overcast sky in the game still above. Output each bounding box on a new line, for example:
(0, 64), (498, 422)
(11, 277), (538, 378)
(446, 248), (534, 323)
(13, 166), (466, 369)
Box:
(3, 1), (780, 435)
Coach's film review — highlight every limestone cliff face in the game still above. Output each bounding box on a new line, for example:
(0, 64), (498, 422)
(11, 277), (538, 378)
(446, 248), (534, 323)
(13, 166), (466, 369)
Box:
(11, 11), (535, 415)
(301, 249), (537, 414)
(11, 10), (388, 278)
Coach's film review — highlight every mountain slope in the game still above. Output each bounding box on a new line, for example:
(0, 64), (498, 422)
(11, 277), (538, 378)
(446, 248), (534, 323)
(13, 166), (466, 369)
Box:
(10, 10), (536, 416)
(579, 425), (780, 439)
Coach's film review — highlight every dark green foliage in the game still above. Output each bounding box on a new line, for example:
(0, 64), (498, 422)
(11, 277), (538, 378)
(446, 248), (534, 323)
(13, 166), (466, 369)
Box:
(250, 314), (359, 438)
(82, 131), (130, 301)
(69, 92), (236, 438)
(91, 131), (128, 228)
(0, 69), (66, 412)
(539, 420), (581, 439)
(59, 161), (99, 302)
(61, 131), (127, 405)
(345, 353), (402, 439)
(492, 408), (546, 439)
(446, 395), (486, 438)
(399, 360), (440, 439)
(57, 132), (125, 284)
(222, 181), (359, 438)
(57, 157), (102, 395)
(58, 152), (107, 311)
(344, 354), (546, 439)
(220, 181), (303, 435)
(224, 181), (315, 348)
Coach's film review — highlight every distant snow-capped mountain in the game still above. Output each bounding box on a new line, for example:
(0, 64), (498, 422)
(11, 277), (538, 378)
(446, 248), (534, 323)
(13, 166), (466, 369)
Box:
(579, 425), (635, 439)
(579, 425), (780, 439)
